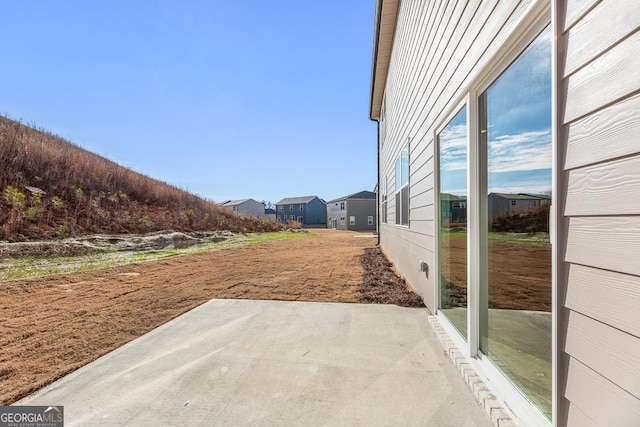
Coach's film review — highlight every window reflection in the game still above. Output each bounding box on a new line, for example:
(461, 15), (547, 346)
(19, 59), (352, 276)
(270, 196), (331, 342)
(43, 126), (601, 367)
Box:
(438, 106), (467, 338)
(479, 26), (552, 418)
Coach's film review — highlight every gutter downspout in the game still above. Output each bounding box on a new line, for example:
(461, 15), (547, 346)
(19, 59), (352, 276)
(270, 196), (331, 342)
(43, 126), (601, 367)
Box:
(370, 0), (383, 246)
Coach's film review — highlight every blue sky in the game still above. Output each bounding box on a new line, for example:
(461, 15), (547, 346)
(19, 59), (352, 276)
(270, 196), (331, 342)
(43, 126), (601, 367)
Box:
(440, 26), (552, 197)
(0, 1), (377, 205)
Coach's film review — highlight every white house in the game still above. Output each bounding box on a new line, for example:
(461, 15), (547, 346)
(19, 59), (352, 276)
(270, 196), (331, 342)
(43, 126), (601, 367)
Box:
(221, 199), (266, 218)
(370, 1), (640, 425)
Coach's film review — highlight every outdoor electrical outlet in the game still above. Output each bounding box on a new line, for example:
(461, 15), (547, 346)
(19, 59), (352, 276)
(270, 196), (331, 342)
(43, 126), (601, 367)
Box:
(419, 260), (429, 273)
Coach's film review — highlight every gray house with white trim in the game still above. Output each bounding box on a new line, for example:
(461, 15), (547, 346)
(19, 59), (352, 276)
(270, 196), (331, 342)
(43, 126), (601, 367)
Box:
(327, 191), (376, 231)
(221, 199), (266, 218)
(488, 192), (550, 219)
(370, 0), (640, 425)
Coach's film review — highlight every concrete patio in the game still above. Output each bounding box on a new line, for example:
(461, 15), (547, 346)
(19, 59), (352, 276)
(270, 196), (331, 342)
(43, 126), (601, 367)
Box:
(19, 299), (492, 426)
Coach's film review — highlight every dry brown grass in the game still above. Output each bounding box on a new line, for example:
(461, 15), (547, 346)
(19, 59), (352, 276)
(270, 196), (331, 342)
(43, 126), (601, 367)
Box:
(0, 230), (387, 404)
(0, 116), (281, 241)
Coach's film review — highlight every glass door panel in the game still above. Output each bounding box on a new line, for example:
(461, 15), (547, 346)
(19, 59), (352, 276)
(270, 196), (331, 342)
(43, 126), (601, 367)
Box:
(438, 106), (468, 338)
(479, 26), (552, 418)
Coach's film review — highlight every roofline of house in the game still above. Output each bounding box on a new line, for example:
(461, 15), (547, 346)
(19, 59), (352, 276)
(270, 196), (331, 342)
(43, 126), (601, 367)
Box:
(369, 0), (384, 121)
(326, 191), (376, 204)
(368, 0), (400, 121)
(326, 197), (377, 204)
(275, 196), (322, 205)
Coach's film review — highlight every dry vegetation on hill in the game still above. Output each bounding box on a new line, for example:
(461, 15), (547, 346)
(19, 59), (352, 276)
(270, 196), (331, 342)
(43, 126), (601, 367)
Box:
(0, 116), (281, 241)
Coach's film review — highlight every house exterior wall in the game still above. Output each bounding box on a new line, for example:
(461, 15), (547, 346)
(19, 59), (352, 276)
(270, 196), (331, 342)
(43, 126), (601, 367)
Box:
(327, 200), (347, 230)
(327, 199), (375, 230)
(373, 0), (640, 425)
(346, 199), (377, 231)
(224, 199), (265, 217)
(305, 197), (327, 226)
(276, 197), (326, 226)
(237, 200), (265, 217)
(557, 0), (640, 424)
(377, 0), (538, 314)
(276, 203), (306, 224)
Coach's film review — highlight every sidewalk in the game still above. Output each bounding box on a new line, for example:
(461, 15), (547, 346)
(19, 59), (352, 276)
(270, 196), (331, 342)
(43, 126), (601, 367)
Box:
(19, 299), (492, 426)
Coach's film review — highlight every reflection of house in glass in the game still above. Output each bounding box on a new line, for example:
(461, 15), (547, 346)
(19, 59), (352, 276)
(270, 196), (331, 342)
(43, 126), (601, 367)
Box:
(440, 193), (467, 225)
(488, 192), (550, 218)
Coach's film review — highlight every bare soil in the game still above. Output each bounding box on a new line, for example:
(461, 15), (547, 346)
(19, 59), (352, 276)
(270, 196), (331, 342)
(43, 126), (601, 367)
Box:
(0, 229), (421, 404)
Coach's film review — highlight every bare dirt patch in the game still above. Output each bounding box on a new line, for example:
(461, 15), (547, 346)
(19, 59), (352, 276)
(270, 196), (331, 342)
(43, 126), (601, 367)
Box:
(0, 229), (421, 404)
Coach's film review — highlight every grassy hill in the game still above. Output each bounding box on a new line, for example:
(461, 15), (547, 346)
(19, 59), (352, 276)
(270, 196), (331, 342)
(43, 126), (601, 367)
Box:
(0, 116), (280, 242)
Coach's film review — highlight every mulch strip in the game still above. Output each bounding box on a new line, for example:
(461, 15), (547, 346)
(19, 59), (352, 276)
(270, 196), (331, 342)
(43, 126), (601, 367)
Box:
(359, 247), (424, 308)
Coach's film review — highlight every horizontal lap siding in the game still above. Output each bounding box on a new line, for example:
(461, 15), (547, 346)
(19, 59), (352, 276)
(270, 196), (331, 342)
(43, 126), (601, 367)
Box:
(559, 0), (640, 423)
(379, 0), (533, 313)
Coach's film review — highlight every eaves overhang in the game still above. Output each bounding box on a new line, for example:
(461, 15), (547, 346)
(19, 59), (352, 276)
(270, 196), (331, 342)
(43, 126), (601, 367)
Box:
(369, 0), (400, 121)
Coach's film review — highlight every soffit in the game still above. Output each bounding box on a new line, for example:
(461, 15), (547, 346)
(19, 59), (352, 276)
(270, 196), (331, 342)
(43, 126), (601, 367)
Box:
(369, 0), (400, 120)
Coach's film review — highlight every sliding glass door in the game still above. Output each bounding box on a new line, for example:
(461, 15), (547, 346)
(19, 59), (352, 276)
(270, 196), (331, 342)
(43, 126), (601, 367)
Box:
(438, 106), (468, 338)
(479, 26), (552, 417)
(438, 25), (552, 420)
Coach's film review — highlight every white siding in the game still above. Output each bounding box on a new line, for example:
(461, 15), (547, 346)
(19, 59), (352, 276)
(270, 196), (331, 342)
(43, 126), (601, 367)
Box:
(378, 0), (537, 312)
(375, 0), (640, 424)
(558, 0), (640, 424)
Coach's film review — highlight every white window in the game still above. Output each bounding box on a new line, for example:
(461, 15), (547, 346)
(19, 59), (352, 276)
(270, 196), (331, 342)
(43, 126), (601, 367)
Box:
(299, 204), (304, 211)
(278, 206), (284, 212)
(340, 217), (345, 226)
(340, 201), (345, 210)
(289, 215), (295, 221)
(395, 145), (409, 226)
(297, 216), (303, 223)
(289, 205), (293, 211)
(435, 23), (552, 424)
(368, 216), (374, 225)
(349, 216), (355, 226)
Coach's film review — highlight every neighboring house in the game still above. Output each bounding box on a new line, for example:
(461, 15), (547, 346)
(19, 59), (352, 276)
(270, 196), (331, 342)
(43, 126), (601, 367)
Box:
(327, 191), (377, 231)
(275, 196), (327, 226)
(488, 193), (550, 218)
(221, 199), (265, 218)
(440, 193), (466, 224)
(370, 1), (640, 426)
(263, 208), (276, 222)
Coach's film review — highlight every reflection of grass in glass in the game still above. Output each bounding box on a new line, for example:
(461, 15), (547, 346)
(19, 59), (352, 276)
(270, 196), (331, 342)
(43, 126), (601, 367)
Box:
(486, 310), (552, 419)
(441, 306), (467, 337)
(440, 230), (467, 338)
(440, 230), (550, 247)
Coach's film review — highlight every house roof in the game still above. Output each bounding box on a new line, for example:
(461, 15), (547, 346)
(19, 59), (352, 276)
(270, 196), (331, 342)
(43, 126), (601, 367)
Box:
(369, 0), (400, 120)
(490, 193), (550, 200)
(327, 190), (376, 203)
(222, 198), (260, 207)
(275, 196), (322, 205)
(440, 193), (466, 201)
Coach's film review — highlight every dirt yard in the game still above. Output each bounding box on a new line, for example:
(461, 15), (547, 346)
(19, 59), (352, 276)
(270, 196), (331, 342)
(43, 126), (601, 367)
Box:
(0, 229), (422, 405)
